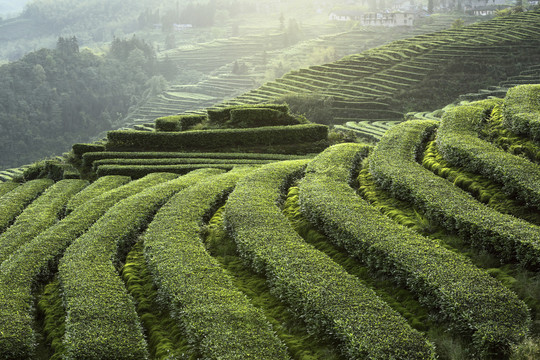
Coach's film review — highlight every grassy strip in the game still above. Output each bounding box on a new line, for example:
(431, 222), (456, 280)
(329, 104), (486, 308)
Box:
(92, 158), (274, 171)
(59, 169), (222, 359)
(502, 85), (540, 141)
(377, 119), (540, 268)
(65, 176), (130, 214)
(300, 143), (530, 357)
(437, 99), (540, 209)
(143, 168), (290, 359)
(0, 179), (53, 233)
(0, 172), (179, 359)
(423, 140), (540, 226)
(204, 206), (344, 360)
(121, 241), (193, 359)
(82, 151), (310, 168)
(36, 277), (66, 360)
(96, 164), (242, 178)
(106, 124), (328, 151)
(0, 182), (18, 198)
(224, 160), (434, 359)
(0, 180), (88, 264)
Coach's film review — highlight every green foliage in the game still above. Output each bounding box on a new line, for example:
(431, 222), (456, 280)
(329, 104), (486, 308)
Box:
(228, 108), (299, 128)
(65, 175), (130, 214)
(0, 172), (177, 359)
(106, 124), (328, 152)
(480, 104), (540, 164)
(59, 169), (220, 359)
(204, 205), (344, 360)
(121, 241), (193, 359)
(207, 104), (291, 127)
(372, 119), (540, 269)
(0, 35), (158, 168)
(300, 143), (530, 357)
(37, 278), (67, 360)
(96, 163), (240, 179)
(423, 140), (540, 226)
(82, 151), (309, 169)
(93, 157), (274, 171)
(225, 160), (434, 359)
(143, 168), (290, 359)
(502, 85), (540, 141)
(0, 178), (53, 233)
(438, 99), (540, 209)
(284, 186), (436, 334)
(0, 179), (87, 264)
(72, 143), (106, 157)
(155, 114), (207, 132)
(0, 181), (18, 198)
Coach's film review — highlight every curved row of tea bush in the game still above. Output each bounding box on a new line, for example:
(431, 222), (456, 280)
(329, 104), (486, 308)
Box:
(371, 119), (540, 268)
(106, 124), (328, 151)
(0, 182), (18, 197)
(299, 143), (530, 356)
(92, 158), (274, 171)
(224, 160), (435, 359)
(65, 175), (130, 214)
(479, 103), (540, 164)
(0, 173), (178, 359)
(81, 151), (310, 168)
(437, 99), (540, 209)
(143, 168), (290, 359)
(0, 179), (53, 233)
(502, 84), (540, 140)
(58, 169), (221, 359)
(96, 164), (241, 179)
(422, 140), (540, 226)
(0, 179), (87, 265)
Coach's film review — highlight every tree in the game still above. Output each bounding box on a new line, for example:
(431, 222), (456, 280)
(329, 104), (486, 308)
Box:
(428, 0), (434, 13)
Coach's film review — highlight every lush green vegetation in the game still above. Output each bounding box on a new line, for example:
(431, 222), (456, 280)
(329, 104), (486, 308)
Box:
(0, 36), (166, 168)
(2, 5), (540, 358)
(225, 160), (434, 359)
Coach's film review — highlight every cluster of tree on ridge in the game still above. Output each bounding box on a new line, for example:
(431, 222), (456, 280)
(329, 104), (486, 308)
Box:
(0, 36), (174, 169)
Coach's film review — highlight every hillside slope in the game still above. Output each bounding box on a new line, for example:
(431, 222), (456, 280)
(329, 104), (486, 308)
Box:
(0, 84), (539, 359)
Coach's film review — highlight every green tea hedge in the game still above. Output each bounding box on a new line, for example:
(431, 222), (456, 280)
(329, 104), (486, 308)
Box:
(0, 182), (18, 198)
(65, 176), (130, 214)
(503, 84), (540, 140)
(96, 164), (241, 178)
(155, 114), (207, 132)
(300, 143), (530, 356)
(82, 151), (309, 168)
(0, 179), (87, 264)
(225, 160), (435, 359)
(207, 104), (290, 126)
(144, 168), (290, 359)
(0, 172), (178, 359)
(437, 99), (540, 208)
(371, 120), (540, 269)
(0, 179), (53, 233)
(59, 169), (222, 359)
(106, 124), (328, 151)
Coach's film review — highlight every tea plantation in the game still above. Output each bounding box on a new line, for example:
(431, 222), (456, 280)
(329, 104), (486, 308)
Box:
(1, 10), (540, 360)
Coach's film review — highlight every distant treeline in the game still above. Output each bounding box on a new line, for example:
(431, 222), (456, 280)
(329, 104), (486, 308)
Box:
(0, 36), (172, 169)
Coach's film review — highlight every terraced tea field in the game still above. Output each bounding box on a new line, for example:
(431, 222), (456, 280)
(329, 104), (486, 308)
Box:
(121, 14), (472, 129)
(0, 83), (539, 359)
(214, 10), (540, 126)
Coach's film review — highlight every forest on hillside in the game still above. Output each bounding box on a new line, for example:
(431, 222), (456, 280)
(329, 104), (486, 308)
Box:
(0, 36), (175, 169)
